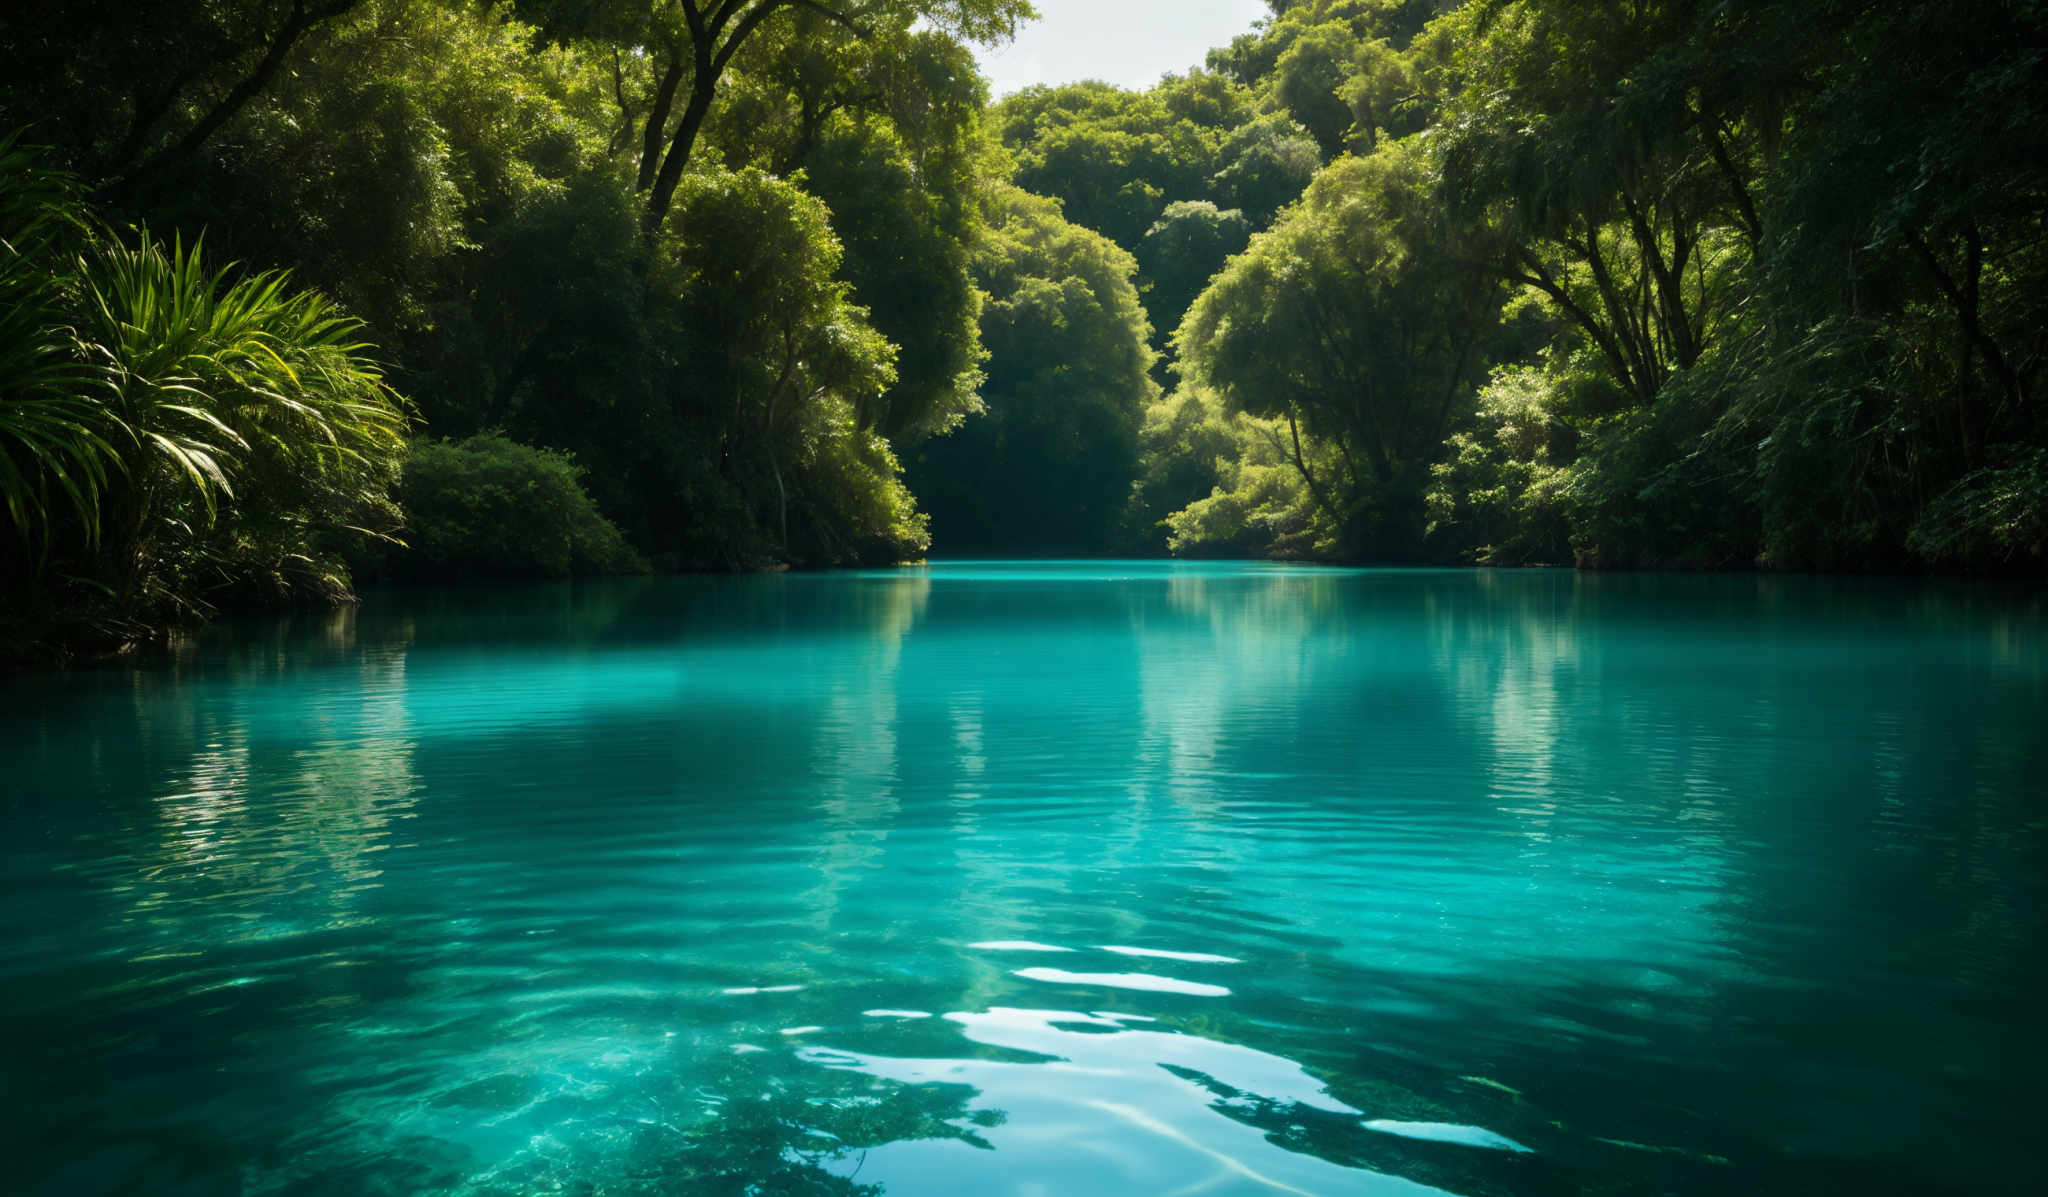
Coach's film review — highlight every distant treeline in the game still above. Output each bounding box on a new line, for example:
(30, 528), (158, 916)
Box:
(983, 0), (2046, 572)
(2, 0), (2041, 653)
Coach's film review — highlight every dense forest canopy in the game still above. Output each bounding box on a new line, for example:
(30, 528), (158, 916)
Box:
(2, 0), (2043, 653)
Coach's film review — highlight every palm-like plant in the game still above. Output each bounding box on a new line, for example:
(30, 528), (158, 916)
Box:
(78, 230), (409, 602)
(0, 134), (113, 548)
(2, 134), (410, 642)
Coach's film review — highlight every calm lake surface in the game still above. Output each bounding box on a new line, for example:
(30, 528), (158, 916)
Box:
(3, 563), (2044, 1196)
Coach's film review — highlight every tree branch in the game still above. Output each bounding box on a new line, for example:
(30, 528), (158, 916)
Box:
(1287, 407), (1342, 526)
(1908, 226), (2026, 411)
(113, 0), (362, 195)
(1506, 247), (1643, 404)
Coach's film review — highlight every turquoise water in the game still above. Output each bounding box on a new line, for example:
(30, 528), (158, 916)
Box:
(3, 563), (2044, 1195)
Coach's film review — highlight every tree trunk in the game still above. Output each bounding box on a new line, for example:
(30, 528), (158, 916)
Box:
(643, 70), (717, 232)
(111, 0), (362, 198)
(637, 46), (688, 192)
(1288, 408), (1341, 524)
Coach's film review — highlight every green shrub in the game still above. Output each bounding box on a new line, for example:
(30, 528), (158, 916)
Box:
(1160, 411), (1341, 559)
(1118, 386), (1254, 554)
(1424, 363), (1574, 565)
(387, 435), (647, 580)
(1908, 449), (2048, 572)
(786, 398), (932, 566)
(2, 136), (411, 650)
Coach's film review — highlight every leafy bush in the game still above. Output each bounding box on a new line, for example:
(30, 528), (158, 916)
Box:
(77, 230), (412, 606)
(785, 400), (932, 566)
(384, 435), (647, 580)
(1160, 410), (1341, 559)
(1560, 399), (1759, 571)
(1908, 450), (2048, 572)
(1424, 362), (1574, 564)
(2, 137), (411, 651)
(1120, 386), (1249, 553)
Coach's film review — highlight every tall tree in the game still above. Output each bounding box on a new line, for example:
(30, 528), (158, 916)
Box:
(712, 14), (995, 443)
(524, 0), (1028, 230)
(1181, 144), (1503, 555)
(658, 167), (919, 563)
(0, 0), (366, 193)
(1137, 200), (1251, 366)
(1430, 0), (1758, 410)
(907, 183), (1157, 552)
(992, 80), (1228, 252)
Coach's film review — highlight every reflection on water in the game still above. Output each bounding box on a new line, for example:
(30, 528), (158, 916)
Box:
(800, 1005), (1453, 1197)
(1, 565), (2044, 1195)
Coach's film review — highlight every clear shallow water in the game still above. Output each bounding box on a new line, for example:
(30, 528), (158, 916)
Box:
(2, 563), (2044, 1196)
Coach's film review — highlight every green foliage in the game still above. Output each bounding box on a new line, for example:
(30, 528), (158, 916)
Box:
(1423, 362), (1573, 565)
(1341, 36), (1422, 151)
(415, 169), (653, 464)
(1910, 452), (2048, 571)
(1213, 2), (1434, 86)
(0, 135), (104, 546)
(1159, 407), (1337, 559)
(1208, 112), (1320, 229)
(3, 0), (997, 579)
(1154, 70), (1256, 133)
(525, 0), (1031, 230)
(2, 141), (410, 651)
(796, 117), (987, 442)
(993, 81), (1230, 252)
(1124, 386), (1276, 554)
(985, 71), (1314, 384)
(909, 183), (1156, 553)
(11, 0), (2043, 587)
(661, 167), (926, 567)
(384, 435), (645, 580)
(720, 18), (994, 444)
(1270, 20), (1362, 159)
(1742, 0), (2047, 573)
(1182, 0), (2048, 575)
(1136, 201), (1250, 370)
(1430, 0), (1745, 408)
(0, 0), (370, 185)
(1180, 143), (1504, 558)
(144, 0), (609, 335)
(74, 230), (409, 607)
(1560, 404), (1758, 572)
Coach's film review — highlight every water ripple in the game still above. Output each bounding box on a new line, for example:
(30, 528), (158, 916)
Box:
(1, 567), (2042, 1195)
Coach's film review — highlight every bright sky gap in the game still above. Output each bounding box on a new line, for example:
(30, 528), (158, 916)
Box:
(973, 0), (1273, 95)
